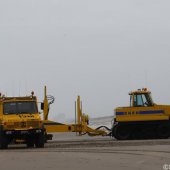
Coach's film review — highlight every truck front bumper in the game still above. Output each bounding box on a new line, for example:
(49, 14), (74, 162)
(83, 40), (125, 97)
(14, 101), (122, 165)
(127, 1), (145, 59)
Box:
(5, 129), (43, 135)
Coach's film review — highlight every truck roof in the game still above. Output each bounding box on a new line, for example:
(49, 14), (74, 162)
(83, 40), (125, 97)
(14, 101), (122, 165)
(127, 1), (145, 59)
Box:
(0, 96), (37, 102)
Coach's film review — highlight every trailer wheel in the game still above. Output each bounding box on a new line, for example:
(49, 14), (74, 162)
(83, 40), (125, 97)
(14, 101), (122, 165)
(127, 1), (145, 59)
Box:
(114, 124), (131, 140)
(157, 124), (170, 139)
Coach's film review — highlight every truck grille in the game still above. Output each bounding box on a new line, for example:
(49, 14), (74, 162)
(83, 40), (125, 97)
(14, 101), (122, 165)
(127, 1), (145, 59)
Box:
(27, 121), (39, 128)
(6, 121), (39, 129)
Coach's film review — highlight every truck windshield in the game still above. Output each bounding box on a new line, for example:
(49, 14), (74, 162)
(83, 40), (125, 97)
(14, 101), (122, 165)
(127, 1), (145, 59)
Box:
(3, 101), (38, 114)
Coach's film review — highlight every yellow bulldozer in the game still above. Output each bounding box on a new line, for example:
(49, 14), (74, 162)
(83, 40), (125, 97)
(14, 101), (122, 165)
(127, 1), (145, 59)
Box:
(112, 88), (170, 140)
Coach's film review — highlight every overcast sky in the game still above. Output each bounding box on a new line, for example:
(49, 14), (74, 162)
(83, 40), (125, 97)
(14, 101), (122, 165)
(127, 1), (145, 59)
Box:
(0, 0), (170, 122)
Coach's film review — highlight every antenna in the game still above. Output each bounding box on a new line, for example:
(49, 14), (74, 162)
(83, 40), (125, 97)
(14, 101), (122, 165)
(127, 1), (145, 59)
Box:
(12, 81), (14, 97)
(25, 81), (27, 96)
(18, 80), (21, 97)
(19, 87), (20, 96)
(145, 71), (148, 87)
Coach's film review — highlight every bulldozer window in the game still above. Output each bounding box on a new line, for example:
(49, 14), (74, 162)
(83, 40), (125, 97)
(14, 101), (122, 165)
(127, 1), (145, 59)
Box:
(134, 94), (153, 107)
(145, 93), (154, 106)
(135, 95), (143, 107)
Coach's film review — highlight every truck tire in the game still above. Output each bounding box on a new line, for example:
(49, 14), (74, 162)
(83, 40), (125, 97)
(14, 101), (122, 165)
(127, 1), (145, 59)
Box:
(26, 134), (35, 148)
(35, 133), (45, 148)
(26, 139), (35, 148)
(0, 130), (8, 149)
(27, 143), (34, 148)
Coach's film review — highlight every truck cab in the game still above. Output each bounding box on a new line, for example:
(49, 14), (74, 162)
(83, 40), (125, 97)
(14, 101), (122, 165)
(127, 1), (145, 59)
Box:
(0, 93), (45, 149)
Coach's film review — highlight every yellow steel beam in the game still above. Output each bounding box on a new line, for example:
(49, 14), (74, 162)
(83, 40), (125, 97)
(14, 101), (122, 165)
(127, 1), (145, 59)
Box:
(43, 87), (108, 137)
(43, 86), (49, 120)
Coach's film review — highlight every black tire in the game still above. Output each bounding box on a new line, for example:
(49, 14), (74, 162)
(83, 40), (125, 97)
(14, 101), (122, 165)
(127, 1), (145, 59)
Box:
(111, 124), (118, 138)
(0, 131), (8, 149)
(35, 133), (45, 148)
(131, 126), (144, 140)
(26, 140), (35, 148)
(114, 124), (131, 140)
(157, 124), (170, 139)
(44, 132), (48, 143)
(26, 136), (35, 148)
(131, 125), (153, 140)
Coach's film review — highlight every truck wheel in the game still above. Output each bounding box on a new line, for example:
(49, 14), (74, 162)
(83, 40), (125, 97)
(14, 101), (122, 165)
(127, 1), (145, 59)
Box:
(26, 140), (35, 148)
(27, 143), (34, 148)
(0, 132), (8, 149)
(35, 133), (45, 148)
(44, 132), (48, 143)
(26, 135), (35, 148)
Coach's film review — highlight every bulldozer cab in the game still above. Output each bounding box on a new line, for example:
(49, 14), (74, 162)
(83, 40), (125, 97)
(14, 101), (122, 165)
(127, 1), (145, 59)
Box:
(130, 88), (154, 107)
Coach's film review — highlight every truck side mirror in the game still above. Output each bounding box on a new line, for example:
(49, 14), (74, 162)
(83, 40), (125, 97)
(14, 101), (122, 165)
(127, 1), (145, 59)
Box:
(41, 103), (44, 110)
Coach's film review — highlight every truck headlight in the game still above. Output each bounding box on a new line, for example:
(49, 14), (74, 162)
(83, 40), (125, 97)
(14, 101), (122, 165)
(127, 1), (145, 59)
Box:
(36, 129), (42, 133)
(6, 131), (13, 135)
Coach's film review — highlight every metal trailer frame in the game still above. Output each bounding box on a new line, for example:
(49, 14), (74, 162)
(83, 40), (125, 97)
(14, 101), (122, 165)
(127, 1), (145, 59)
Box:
(42, 86), (108, 138)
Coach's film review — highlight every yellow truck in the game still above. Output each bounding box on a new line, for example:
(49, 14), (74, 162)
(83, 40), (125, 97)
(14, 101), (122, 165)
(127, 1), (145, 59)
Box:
(0, 92), (45, 149)
(0, 87), (108, 149)
(112, 88), (170, 140)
